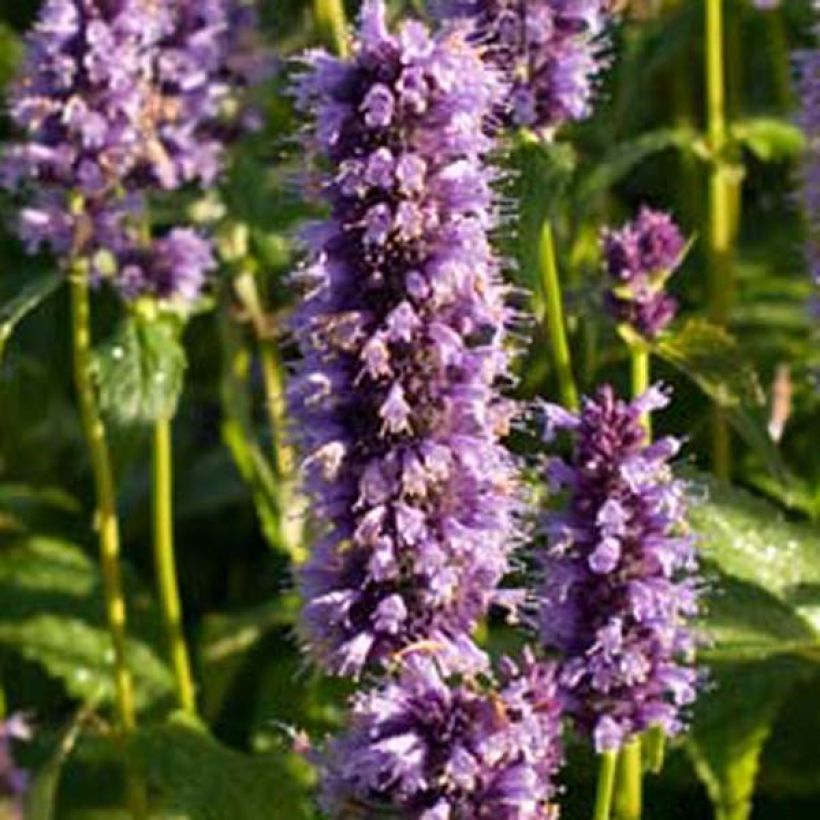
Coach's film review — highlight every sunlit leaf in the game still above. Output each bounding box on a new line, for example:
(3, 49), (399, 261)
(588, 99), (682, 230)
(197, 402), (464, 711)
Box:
(731, 118), (806, 162)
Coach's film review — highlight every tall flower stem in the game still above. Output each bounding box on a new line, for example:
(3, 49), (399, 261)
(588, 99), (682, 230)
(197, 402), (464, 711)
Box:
(705, 0), (735, 481)
(614, 739), (642, 820)
(152, 418), (197, 715)
(539, 220), (580, 410)
(593, 751), (618, 820)
(314, 0), (349, 56)
(69, 260), (146, 818)
(630, 344), (651, 435)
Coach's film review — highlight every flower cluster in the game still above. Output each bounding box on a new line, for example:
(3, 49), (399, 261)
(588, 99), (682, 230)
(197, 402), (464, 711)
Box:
(537, 386), (700, 752)
(2, 0), (263, 303)
(318, 651), (563, 820)
(290, 0), (522, 678)
(0, 714), (30, 819)
(434, 0), (609, 135)
(796, 39), (820, 326)
(601, 207), (685, 339)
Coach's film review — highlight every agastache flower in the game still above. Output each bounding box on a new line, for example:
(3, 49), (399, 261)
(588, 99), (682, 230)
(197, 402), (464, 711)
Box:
(2, 0), (265, 304)
(318, 651), (563, 819)
(537, 385), (700, 753)
(434, 0), (610, 136)
(1, 714), (31, 819)
(290, 0), (523, 677)
(601, 207), (685, 339)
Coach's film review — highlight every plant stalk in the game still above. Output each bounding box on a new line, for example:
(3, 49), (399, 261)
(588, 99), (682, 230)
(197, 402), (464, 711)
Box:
(614, 739), (643, 820)
(314, 0), (348, 56)
(705, 0), (735, 481)
(152, 417), (197, 715)
(630, 345), (651, 437)
(539, 220), (580, 410)
(69, 263), (146, 818)
(593, 751), (618, 820)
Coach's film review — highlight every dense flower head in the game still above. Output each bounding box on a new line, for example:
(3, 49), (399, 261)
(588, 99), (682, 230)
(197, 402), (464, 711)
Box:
(1, 714), (31, 819)
(318, 650), (563, 819)
(601, 207), (685, 339)
(434, 0), (609, 135)
(290, 0), (522, 678)
(537, 385), (700, 752)
(2, 0), (265, 302)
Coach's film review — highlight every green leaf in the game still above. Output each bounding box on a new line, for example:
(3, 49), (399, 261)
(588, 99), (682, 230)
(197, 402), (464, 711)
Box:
(0, 270), (62, 363)
(687, 657), (810, 820)
(731, 118), (806, 162)
(0, 537), (173, 710)
(94, 314), (187, 425)
(0, 22), (23, 88)
(689, 474), (820, 638)
(655, 320), (786, 479)
(132, 713), (315, 819)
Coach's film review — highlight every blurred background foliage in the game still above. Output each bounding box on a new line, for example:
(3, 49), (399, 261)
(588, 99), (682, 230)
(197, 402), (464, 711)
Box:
(0, 0), (819, 817)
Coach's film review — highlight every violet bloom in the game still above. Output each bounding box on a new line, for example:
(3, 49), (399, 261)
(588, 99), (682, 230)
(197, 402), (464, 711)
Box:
(601, 207), (685, 339)
(537, 385), (700, 753)
(434, 0), (609, 135)
(1, 714), (31, 818)
(319, 651), (563, 819)
(290, 0), (522, 677)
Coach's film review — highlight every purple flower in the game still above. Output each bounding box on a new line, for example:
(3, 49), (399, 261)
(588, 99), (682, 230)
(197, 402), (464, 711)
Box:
(1, 714), (31, 818)
(318, 650), (563, 819)
(433, 0), (610, 135)
(537, 385), (701, 752)
(601, 207), (685, 339)
(290, 0), (523, 677)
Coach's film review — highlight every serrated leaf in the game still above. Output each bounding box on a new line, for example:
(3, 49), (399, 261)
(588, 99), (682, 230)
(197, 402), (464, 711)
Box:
(655, 320), (786, 479)
(94, 314), (186, 425)
(687, 657), (810, 820)
(0, 537), (173, 710)
(0, 269), (62, 363)
(731, 118), (806, 162)
(131, 713), (315, 820)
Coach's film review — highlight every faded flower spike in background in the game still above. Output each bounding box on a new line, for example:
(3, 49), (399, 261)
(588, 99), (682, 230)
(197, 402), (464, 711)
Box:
(537, 385), (700, 752)
(434, 0), (610, 136)
(0, 714), (31, 819)
(290, 0), (524, 678)
(317, 651), (564, 819)
(601, 207), (686, 339)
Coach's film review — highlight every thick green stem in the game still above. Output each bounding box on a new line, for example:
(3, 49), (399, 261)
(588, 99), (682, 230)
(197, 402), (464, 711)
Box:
(593, 751), (618, 820)
(705, 0), (734, 481)
(630, 345), (651, 437)
(314, 0), (348, 56)
(614, 740), (643, 820)
(70, 265), (146, 818)
(153, 418), (197, 715)
(539, 220), (579, 410)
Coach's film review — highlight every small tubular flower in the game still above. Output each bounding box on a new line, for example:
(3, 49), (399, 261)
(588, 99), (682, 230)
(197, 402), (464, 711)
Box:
(434, 0), (610, 136)
(290, 0), (522, 677)
(318, 651), (563, 820)
(537, 385), (700, 753)
(601, 207), (685, 340)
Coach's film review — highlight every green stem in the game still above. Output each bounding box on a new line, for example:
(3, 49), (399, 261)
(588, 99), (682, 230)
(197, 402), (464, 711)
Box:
(69, 264), (146, 818)
(153, 418), (197, 715)
(539, 220), (579, 410)
(644, 725), (666, 775)
(705, 0), (734, 481)
(614, 739), (643, 820)
(593, 751), (618, 820)
(314, 0), (348, 56)
(630, 345), (651, 436)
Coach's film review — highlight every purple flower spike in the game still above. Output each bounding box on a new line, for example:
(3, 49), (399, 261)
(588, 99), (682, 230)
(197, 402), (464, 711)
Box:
(537, 385), (701, 753)
(1, 714), (31, 818)
(601, 207), (685, 339)
(318, 650), (563, 819)
(434, 0), (610, 135)
(290, 0), (523, 677)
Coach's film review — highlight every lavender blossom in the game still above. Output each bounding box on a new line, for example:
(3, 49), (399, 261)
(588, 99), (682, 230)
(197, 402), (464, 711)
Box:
(434, 0), (610, 135)
(601, 207), (685, 339)
(1, 714), (31, 818)
(290, 0), (522, 677)
(319, 651), (563, 819)
(537, 385), (700, 753)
